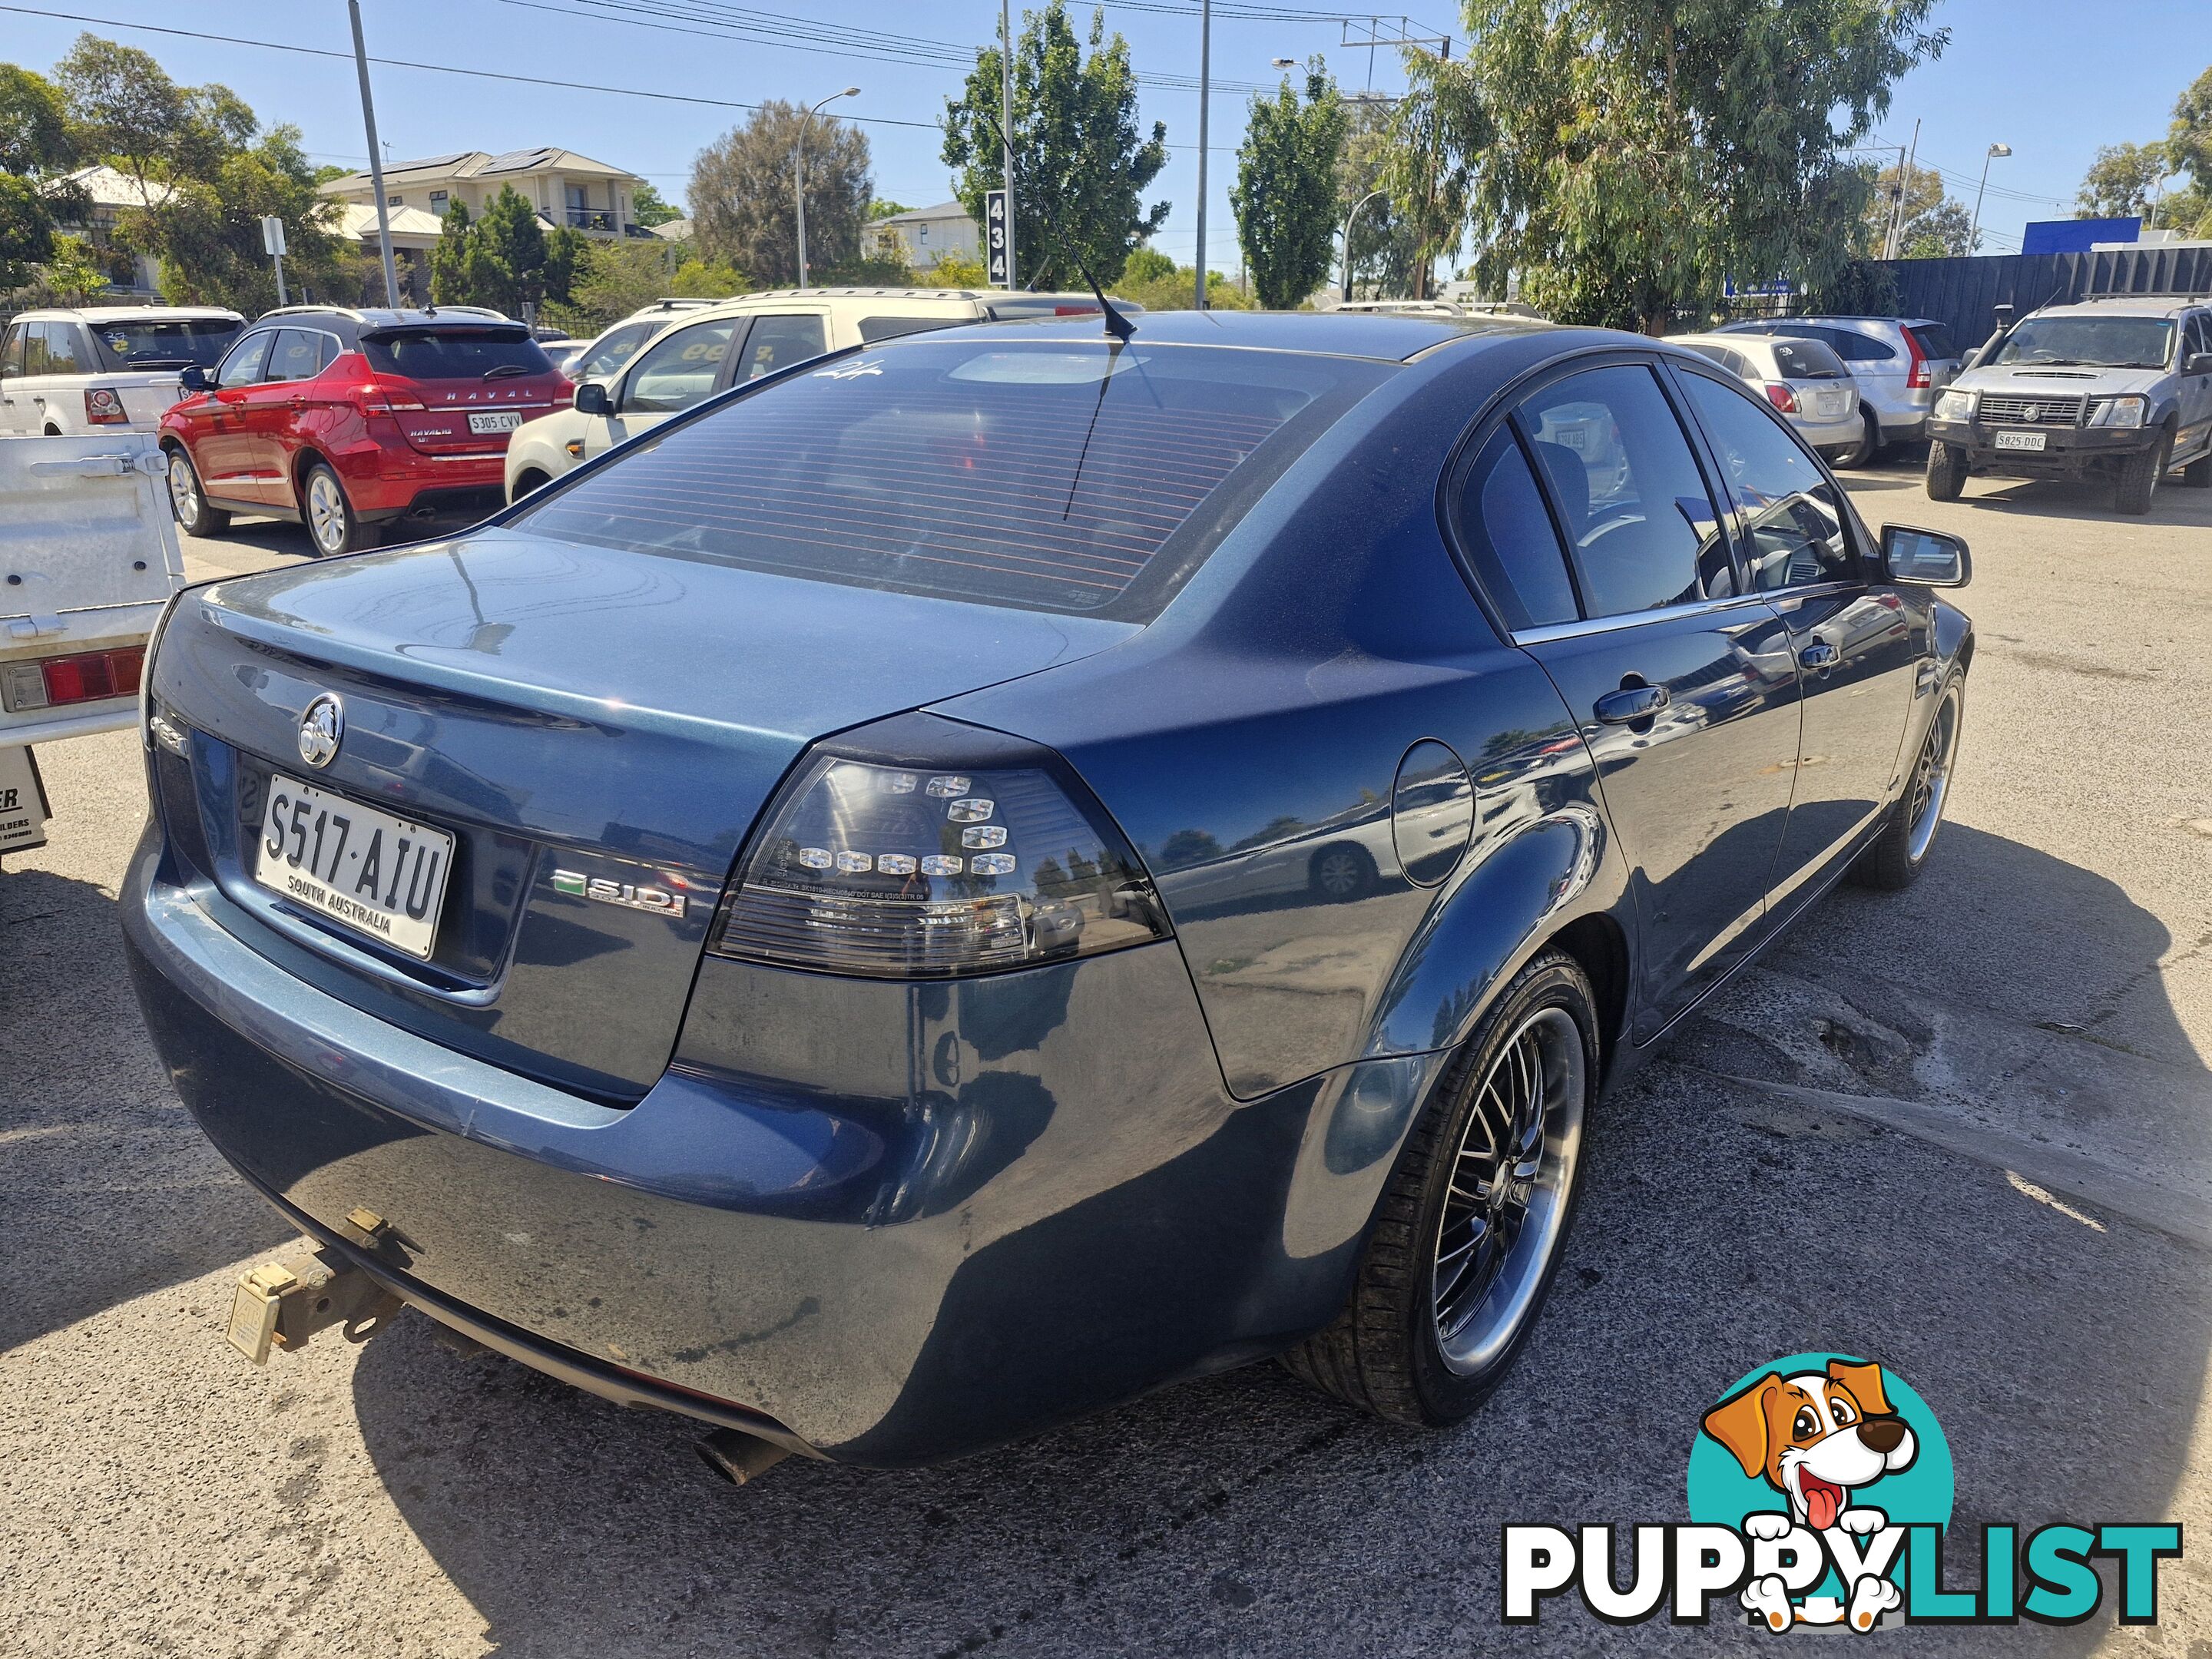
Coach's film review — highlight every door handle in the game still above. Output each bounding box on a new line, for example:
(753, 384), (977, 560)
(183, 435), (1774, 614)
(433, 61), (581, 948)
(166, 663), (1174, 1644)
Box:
(1594, 684), (1669, 725)
(1800, 641), (1841, 671)
(287, 395), (306, 409)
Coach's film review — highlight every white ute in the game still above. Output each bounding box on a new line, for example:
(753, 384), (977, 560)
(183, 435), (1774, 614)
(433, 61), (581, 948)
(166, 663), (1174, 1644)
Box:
(0, 432), (187, 856)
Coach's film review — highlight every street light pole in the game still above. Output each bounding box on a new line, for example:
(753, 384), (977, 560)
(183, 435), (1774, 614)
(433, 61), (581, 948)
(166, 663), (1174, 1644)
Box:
(1969, 142), (2012, 253)
(1001, 0), (1016, 290)
(1341, 188), (1385, 301)
(795, 88), (859, 288)
(346, 0), (399, 307)
(1193, 0), (1211, 310)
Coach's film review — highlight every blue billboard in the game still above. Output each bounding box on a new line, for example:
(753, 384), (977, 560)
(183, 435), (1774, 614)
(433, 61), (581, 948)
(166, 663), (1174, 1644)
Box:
(2021, 217), (2142, 256)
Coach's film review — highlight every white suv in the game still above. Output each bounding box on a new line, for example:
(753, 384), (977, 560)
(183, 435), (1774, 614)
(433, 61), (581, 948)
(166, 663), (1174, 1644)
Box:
(0, 306), (245, 435)
(505, 286), (1127, 501)
(1717, 314), (1961, 463)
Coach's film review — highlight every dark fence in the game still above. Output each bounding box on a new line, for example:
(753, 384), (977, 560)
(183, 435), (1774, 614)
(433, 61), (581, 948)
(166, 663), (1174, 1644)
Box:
(1875, 246), (2212, 351)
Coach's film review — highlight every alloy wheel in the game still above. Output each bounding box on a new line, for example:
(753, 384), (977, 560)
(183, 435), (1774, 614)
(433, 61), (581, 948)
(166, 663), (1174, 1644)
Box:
(1905, 687), (1959, 863)
(307, 472), (348, 555)
(1433, 1005), (1586, 1375)
(167, 453), (199, 524)
(1314, 849), (1367, 899)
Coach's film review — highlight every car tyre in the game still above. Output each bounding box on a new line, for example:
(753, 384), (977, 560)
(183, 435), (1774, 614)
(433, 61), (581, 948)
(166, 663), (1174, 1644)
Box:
(164, 445), (229, 535)
(1281, 949), (1598, 1428)
(303, 461), (377, 556)
(1851, 674), (1964, 892)
(2183, 451), (2210, 488)
(1309, 843), (1376, 902)
(2113, 432), (2170, 515)
(1843, 409), (1883, 469)
(1924, 440), (1967, 502)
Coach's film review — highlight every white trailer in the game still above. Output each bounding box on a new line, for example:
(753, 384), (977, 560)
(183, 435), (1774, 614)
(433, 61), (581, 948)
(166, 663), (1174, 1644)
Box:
(1, 432), (186, 856)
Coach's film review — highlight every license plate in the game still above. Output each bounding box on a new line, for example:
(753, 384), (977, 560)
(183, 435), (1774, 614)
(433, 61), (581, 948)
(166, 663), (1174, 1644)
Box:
(1815, 391), (1848, 416)
(1994, 430), (2047, 452)
(253, 773), (453, 959)
(468, 410), (523, 434)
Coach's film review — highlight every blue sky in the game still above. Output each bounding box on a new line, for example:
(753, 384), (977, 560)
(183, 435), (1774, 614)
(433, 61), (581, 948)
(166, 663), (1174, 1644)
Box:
(5, 0), (2205, 265)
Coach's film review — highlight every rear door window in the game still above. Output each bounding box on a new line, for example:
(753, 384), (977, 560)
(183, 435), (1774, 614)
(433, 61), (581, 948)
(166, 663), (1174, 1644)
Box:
(1515, 364), (1734, 618)
(733, 314), (828, 381)
(621, 318), (737, 414)
(28, 322), (87, 375)
(578, 320), (657, 380)
(264, 329), (327, 383)
(216, 330), (273, 388)
(362, 329), (551, 381)
(1450, 428), (1579, 631)
(1680, 370), (1856, 591)
(515, 338), (1388, 619)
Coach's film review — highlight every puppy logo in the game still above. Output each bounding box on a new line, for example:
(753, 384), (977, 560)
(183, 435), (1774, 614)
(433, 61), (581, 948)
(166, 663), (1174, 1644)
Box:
(1704, 1359), (1918, 1535)
(1690, 1353), (1951, 1634)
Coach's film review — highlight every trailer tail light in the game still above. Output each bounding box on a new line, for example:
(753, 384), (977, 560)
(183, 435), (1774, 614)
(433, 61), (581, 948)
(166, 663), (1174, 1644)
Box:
(1, 647), (145, 711)
(1903, 326), (1932, 390)
(1763, 382), (1800, 414)
(84, 387), (129, 426)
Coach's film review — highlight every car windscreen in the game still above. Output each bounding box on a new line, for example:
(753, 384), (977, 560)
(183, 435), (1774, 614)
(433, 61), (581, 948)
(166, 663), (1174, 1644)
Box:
(1768, 336), (1847, 379)
(512, 338), (1389, 619)
(91, 318), (240, 370)
(361, 327), (554, 381)
(1993, 316), (2174, 371)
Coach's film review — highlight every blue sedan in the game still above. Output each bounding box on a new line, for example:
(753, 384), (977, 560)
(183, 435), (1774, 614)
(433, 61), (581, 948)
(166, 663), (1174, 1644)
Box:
(124, 310), (1972, 1466)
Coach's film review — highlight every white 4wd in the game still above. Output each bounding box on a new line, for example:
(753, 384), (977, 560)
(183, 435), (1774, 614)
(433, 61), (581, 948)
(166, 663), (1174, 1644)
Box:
(0, 306), (244, 436)
(1925, 294), (2212, 515)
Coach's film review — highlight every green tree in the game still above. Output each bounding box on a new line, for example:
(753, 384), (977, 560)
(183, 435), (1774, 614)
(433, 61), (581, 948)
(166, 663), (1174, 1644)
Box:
(1857, 160), (1975, 257)
(1337, 98), (1429, 300)
(1231, 61), (1347, 310)
(628, 180), (684, 228)
(38, 231), (104, 302)
(942, 1), (1169, 289)
(2161, 64), (2212, 233)
(121, 124), (356, 311)
(0, 64), (78, 290)
(1432, 0), (1943, 333)
(868, 198), (912, 220)
(2076, 142), (2170, 219)
(428, 197), (484, 306)
(1111, 259), (1251, 310)
(544, 238), (747, 333)
(475, 183), (547, 313)
(690, 100), (872, 284)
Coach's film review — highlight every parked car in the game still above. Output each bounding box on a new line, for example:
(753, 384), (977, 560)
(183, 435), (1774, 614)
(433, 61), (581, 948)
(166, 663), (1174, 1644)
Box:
(124, 311), (1972, 1469)
(2, 429), (187, 857)
(1717, 314), (1960, 462)
(1668, 332), (1862, 461)
(1924, 293), (2212, 514)
(557, 296), (727, 385)
(0, 306), (244, 436)
(505, 286), (1134, 501)
(158, 306), (571, 556)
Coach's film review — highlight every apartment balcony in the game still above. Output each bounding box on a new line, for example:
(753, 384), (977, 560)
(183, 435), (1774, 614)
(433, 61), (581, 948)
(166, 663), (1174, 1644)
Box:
(565, 208), (619, 233)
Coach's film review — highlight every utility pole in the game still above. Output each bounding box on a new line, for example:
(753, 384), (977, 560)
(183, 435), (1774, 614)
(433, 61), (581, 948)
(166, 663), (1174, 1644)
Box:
(1194, 0), (1211, 310)
(1883, 121), (1921, 261)
(1001, 0), (1016, 290)
(1969, 142), (2012, 253)
(346, 0), (399, 307)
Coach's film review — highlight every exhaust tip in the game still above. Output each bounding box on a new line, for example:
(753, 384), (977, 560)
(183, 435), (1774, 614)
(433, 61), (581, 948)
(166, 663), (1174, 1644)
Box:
(696, 1428), (790, 1487)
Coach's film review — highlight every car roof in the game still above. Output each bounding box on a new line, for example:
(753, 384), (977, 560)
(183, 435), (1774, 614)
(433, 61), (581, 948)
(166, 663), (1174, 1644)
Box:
(899, 306), (1558, 363)
(2031, 294), (2210, 320)
(250, 306), (530, 346)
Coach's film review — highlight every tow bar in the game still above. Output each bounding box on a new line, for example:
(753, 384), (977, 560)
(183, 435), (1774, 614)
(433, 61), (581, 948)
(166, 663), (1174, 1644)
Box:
(224, 1208), (403, 1365)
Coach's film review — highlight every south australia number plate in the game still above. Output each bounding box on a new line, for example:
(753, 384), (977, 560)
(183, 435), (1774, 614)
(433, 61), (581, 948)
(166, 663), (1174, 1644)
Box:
(1994, 430), (2047, 452)
(253, 773), (453, 959)
(468, 410), (523, 434)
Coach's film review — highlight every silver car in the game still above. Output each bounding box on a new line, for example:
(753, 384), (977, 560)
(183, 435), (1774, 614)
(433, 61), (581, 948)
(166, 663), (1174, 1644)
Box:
(1718, 315), (1961, 462)
(1668, 333), (1862, 461)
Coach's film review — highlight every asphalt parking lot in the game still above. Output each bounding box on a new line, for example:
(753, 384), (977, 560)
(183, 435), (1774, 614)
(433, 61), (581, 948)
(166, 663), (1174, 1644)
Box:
(4, 459), (2210, 1657)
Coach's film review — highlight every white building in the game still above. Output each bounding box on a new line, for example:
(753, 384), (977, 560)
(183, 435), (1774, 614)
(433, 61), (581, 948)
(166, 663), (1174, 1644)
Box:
(871, 200), (981, 269)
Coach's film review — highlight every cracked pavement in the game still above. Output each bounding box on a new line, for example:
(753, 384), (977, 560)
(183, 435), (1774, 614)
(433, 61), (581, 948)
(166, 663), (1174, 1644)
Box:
(2, 462), (2209, 1656)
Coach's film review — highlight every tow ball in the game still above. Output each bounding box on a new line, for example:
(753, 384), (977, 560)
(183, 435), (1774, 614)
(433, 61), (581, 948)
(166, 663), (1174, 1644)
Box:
(224, 1208), (404, 1365)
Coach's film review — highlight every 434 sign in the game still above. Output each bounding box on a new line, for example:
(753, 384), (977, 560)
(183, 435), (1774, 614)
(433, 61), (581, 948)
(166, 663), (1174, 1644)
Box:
(985, 190), (1009, 286)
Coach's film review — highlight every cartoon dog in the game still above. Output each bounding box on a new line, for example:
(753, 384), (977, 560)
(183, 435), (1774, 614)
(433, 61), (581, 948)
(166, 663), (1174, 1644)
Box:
(1701, 1359), (1919, 1632)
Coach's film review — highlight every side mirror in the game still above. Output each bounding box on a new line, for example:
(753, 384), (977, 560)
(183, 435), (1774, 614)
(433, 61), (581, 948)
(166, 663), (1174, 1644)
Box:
(573, 379), (611, 416)
(1882, 524), (1971, 588)
(2186, 352), (2212, 377)
(178, 364), (209, 392)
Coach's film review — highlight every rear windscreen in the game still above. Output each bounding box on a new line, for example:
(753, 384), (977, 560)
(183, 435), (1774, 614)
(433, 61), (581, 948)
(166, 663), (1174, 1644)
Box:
(1769, 337), (1847, 379)
(363, 329), (553, 380)
(513, 338), (1387, 618)
(1907, 323), (1958, 360)
(92, 319), (240, 370)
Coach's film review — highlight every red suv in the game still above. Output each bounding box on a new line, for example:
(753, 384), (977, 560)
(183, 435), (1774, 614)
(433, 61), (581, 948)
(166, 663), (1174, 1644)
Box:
(160, 306), (571, 556)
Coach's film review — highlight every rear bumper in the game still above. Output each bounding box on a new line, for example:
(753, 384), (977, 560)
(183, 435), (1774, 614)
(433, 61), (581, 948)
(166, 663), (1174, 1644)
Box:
(121, 823), (1416, 1465)
(329, 439), (508, 522)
